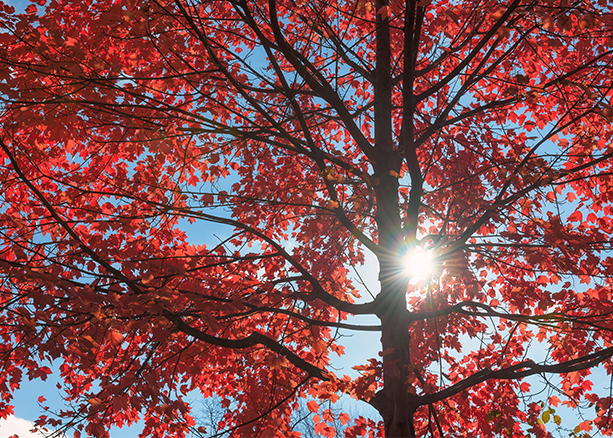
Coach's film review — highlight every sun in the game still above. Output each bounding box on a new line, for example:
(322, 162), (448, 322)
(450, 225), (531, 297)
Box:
(402, 247), (433, 282)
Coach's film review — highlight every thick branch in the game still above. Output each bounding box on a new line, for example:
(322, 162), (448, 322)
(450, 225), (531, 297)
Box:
(170, 208), (378, 315)
(170, 315), (330, 381)
(440, 138), (613, 259)
(415, 0), (522, 101)
(178, 288), (382, 331)
(419, 346), (613, 406)
(0, 138), (143, 295)
(265, 0), (377, 162)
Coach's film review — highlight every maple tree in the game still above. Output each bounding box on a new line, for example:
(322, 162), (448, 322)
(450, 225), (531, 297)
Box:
(2, 0), (613, 436)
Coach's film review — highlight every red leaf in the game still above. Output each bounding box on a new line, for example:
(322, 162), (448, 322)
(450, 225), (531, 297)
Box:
(307, 400), (319, 414)
(568, 210), (583, 222)
(549, 396), (561, 407)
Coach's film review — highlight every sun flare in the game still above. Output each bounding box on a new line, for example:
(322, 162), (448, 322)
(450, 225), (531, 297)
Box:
(402, 247), (433, 281)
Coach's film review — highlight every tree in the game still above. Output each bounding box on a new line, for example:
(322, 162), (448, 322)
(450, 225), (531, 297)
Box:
(1, 0), (613, 436)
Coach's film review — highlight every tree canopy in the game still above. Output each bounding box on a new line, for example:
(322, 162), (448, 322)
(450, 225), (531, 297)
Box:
(2, 0), (613, 436)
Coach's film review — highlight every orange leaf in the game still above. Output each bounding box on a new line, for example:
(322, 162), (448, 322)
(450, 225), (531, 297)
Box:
(307, 400), (319, 414)
(377, 5), (390, 19)
(549, 395), (561, 407)
(106, 330), (124, 347)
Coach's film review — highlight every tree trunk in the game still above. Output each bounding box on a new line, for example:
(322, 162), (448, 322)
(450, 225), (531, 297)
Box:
(369, 172), (416, 436)
(377, 285), (416, 437)
(370, 0), (418, 434)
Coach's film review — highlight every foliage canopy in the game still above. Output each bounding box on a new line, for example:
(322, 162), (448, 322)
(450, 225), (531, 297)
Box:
(2, 0), (613, 436)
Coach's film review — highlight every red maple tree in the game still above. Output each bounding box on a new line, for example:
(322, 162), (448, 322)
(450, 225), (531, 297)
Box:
(2, 0), (613, 436)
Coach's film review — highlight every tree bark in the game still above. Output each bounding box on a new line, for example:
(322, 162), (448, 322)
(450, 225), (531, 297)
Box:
(371, 174), (416, 436)
(376, 283), (416, 437)
(370, 0), (420, 435)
